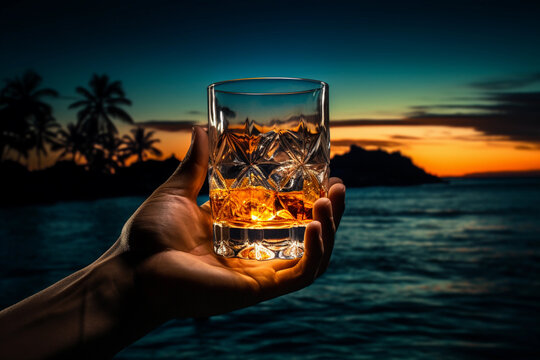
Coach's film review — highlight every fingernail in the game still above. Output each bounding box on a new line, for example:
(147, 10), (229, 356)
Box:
(184, 127), (196, 161)
(191, 127), (196, 144)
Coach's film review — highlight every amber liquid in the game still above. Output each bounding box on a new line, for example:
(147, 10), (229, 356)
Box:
(210, 186), (324, 228)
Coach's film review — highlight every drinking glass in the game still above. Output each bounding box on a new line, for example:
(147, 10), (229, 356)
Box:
(207, 78), (329, 260)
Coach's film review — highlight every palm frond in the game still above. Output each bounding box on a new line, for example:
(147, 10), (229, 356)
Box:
(56, 148), (69, 160)
(107, 81), (126, 97)
(75, 86), (95, 100)
(77, 107), (93, 122)
(68, 100), (90, 109)
(104, 115), (118, 135)
(149, 147), (163, 157)
(90, 74), (108, 97)
(143, 130), (156, 140)
(106, 106), (134, 124)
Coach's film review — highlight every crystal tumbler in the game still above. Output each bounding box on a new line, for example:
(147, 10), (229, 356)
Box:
(208, 78), (329, 260)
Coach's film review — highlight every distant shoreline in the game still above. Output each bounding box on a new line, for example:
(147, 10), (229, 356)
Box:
(1, 145), (449, 206)
(459, 169), (540, 178)
(22, 146), (540, 206)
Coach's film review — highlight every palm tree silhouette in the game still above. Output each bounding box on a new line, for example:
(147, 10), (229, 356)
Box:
(33, 113), (60, 169)
(4, 131), (34, 164)
(100, 133), (127, 171)
(69, 74), (133, 138)
(51, 122), (87, 163)
(0, 70), (58, 163)
(122, 126), (162, 162)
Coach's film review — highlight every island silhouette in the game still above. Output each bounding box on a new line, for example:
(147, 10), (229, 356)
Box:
(331, 145), (442, 187)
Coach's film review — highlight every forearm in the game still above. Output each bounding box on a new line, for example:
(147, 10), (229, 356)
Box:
(0, 252), (161, 359)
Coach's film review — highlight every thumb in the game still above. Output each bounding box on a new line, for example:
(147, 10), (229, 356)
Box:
(162, 126), (208, 198)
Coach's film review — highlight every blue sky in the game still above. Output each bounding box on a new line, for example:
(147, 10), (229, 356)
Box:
(2, 0), (539, 123)
(2, 0), (540, 174)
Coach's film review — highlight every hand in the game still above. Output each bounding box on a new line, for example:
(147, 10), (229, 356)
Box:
(109, 126), (346, 320)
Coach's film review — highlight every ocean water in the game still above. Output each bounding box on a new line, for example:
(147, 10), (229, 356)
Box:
(1, 178), (540, 359)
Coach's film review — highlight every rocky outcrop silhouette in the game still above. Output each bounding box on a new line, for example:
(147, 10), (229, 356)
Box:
(330, 145), (442, 187)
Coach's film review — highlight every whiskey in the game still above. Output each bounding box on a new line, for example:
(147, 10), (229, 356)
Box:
(210, 186), (324, 228)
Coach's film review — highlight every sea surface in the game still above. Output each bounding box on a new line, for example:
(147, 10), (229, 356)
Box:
(1, 178), (540, 359)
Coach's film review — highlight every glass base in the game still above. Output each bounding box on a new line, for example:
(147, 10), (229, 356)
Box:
(213, 223), (306, 260)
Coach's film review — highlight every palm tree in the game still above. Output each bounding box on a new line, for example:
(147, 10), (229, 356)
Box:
(5, 131), (34, 164)
(100, 133), (127, 170)
(69, 74), (133, 138)
(122, 126), (162, 162)
(32, 113), (60, 169)
(0, 70), (58, 162)
(51, 123), (86, 162)
(73, 133), (127, 173)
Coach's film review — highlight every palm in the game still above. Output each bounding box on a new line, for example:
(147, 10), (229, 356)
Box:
(124, 187), (288, 316)
(0, 70), (58, 162)
(112, 127), (345, 320)
(69, 74), (133, 137)
(122, 126), (162, 163)
(33, 114), (59, 169)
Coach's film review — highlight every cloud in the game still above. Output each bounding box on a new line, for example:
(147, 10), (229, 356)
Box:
(515, 144), (540, 150)
(408, 104), (495, 112)
(469, 73), (540, 91)
(391, 135), (420, 140)
(410, 91), (540, 114)
(139, 80), (540, 146)
(333, 89), (540, 145)
(405, 91), (540, 143)
(331, 119), (413, 127)
(331, 139), (403, 148)
(136, 120), (199, 132)
(186, 110), (203, 115)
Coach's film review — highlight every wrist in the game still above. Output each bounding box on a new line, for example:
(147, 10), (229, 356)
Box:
(89, 253), (137, 323)
(87, 252), (165, 354)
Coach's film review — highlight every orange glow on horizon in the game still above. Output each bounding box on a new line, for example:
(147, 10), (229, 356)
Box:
(152, 125), (540, 177)
(39, 124), (540, 178)
(328, 125), (540, 177)
(152, 130), (192, 161)
(402, 142), (540, 177)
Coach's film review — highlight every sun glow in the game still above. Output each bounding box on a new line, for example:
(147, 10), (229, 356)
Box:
(329, 125), (540, 177)
(151, 123), (540, 177)
(48, 122), (540, 178)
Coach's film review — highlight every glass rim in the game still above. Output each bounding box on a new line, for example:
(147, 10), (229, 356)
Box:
(208, 77), (327, 95)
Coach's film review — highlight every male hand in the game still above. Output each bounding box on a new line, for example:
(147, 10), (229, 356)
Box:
(111, 127), (346, 320)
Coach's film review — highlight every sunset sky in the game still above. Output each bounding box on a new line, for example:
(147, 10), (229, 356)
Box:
(2, 0), (540, 176)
